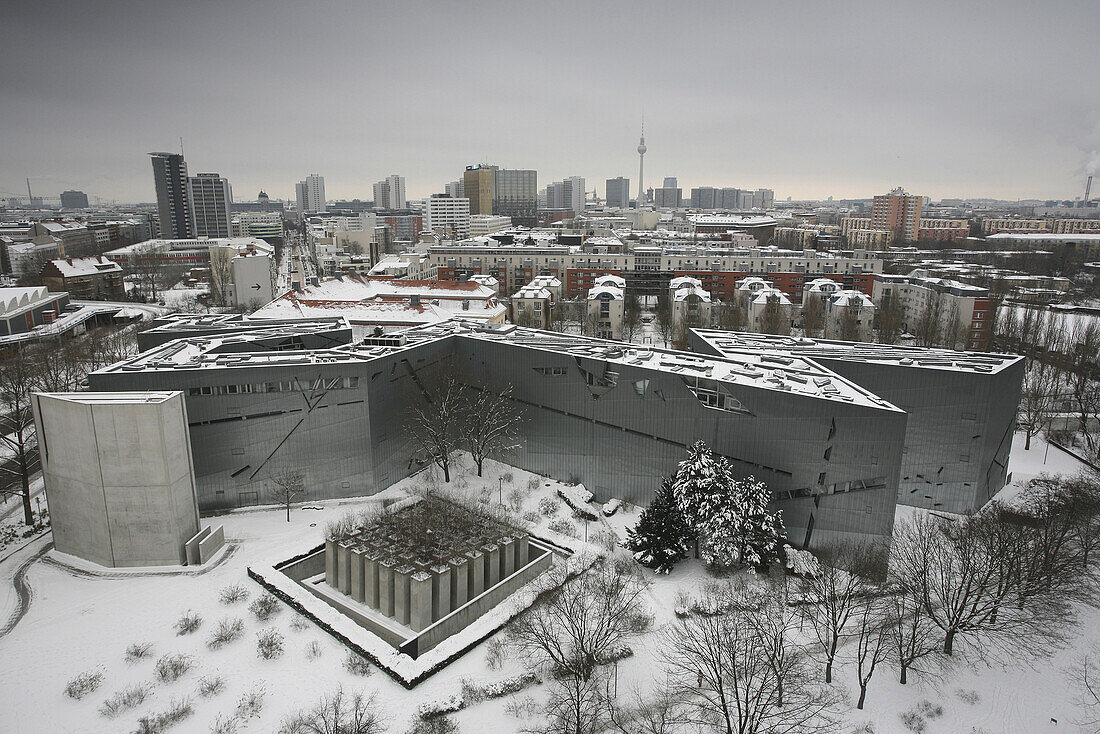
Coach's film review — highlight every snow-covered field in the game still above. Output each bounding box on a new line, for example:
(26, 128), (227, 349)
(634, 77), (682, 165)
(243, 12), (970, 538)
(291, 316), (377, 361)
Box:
(1, 440), (1097, 733)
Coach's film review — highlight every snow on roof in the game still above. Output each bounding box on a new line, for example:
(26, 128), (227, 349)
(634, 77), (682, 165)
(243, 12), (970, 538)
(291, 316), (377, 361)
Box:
(686, 214), (777, 227)
(736, 276), (771, 291)
(691, 329), (1021, 374)
(514, 285), (551, 300)
(805, 278), (842, 293)
(593, 274), (625, 288)
(587, 284), (624, 300)
(673, 284), (711, 303)
(48, 256), (122, 277)
(750, 288), (791, 306)
(669, 276), (703, 290)
(987, 232), (1100, 242)
(529, 275), (562, 288)
(828, 290), (874, 308)
(0, 286), (57, 316)
(469, 274), (499, 286)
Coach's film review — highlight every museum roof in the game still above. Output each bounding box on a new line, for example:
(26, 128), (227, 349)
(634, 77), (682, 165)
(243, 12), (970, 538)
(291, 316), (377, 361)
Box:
(690, 329), (1023, 374)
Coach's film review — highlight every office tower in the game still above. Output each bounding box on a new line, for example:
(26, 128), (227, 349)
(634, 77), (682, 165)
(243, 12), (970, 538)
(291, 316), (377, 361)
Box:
(492, 168), (537, 226)
(295, 174), (326, 215)
(188, 173), (233, 238)
(872, 187), (923, 243)
(691, 187), (717, 209)
(150, 152), (193, 238)
(423, 194), (471, 239)
(463, 165), (495, 215)
(606, 177), (630, 208)
(753, 188), (775, 209)
(373, 174), (407, 210)
(544, 176), (586, 213)
(60, 190), (89, 209)
(565, 176), (585, 214)
(719, 188), (741, 209)
(663, 177), (678, 188)
(445, 180), (464, 198)
(653, 186), (682, 208)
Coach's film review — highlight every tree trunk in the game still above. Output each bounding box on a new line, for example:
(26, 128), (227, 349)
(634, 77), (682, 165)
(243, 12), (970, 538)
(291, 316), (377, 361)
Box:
(476, 458), (483, 477)
(944, 630), (955, 655)
(1024, 431), (1032, 450)
(857, 684), (867, 709)
(777, 678), (783, 706)
(285, 502), (290, 522)
(20, 454), (33, 526)
(825, 637), (838, 683)
(900, 664), (908, 685)
(442, 462), (450, 483)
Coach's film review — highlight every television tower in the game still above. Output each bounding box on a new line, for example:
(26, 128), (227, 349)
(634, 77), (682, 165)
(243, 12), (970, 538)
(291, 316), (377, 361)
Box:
(636, 118), (647, 208)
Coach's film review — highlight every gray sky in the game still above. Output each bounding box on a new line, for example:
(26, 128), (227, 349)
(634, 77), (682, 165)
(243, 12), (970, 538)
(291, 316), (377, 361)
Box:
(1, 0), (1098, 205)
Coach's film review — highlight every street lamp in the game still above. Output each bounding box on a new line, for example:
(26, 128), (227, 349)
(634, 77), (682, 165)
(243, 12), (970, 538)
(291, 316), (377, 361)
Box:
(498, 476), (503, 505)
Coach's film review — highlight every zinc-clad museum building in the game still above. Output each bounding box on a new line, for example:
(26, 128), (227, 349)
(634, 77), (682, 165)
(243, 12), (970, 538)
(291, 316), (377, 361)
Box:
(74, 316), (1022, 550)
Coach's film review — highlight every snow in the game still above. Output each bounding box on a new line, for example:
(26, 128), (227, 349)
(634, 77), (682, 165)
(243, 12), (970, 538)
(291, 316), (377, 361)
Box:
(4, 438), (1100, 733)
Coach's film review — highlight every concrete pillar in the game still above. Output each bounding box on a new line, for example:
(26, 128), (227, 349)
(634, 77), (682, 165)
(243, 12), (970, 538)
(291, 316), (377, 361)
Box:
(482, 543), (501, 587)
(364, 551), (380, 608)
(465, 549), (484, 599)
(430, 564), (451, 621)
(337, 542), (352, 594)
(379, 558), (396, 617)
(325, 539), (337, 586)
(349, 547), (365, 602)
(449, 556), (468, 610)
(516, 534), (530, 568)
(394, 564), (414, 626)
(410, 571), (433, 632)
(500, 536), (516, 578)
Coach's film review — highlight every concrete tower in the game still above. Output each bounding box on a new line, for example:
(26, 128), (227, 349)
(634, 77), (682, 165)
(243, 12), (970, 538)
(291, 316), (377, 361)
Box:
(636, 121), (647, 208)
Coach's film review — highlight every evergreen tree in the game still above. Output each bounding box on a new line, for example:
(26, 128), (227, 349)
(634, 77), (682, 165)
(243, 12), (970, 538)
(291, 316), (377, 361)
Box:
(626, 478), (691, 573)
(732, 475), (784, 568)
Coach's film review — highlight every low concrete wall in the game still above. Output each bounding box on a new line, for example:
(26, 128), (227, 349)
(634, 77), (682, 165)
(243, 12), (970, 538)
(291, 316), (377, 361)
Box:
(198, 525), (225, 563)
(185, 527), (211, 565)
(415, 543), (554, 653)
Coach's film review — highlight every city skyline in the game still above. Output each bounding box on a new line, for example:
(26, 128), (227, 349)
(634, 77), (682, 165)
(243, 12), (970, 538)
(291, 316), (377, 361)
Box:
(1, 1), (1098, 205)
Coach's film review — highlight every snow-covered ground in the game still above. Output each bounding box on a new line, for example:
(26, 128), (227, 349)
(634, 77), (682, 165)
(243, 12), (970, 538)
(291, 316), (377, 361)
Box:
(2, 440), (1098, 733)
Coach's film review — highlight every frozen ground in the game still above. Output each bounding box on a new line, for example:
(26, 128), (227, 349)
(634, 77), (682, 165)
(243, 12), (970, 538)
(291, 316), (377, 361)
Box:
(1, 441), (1098, 733)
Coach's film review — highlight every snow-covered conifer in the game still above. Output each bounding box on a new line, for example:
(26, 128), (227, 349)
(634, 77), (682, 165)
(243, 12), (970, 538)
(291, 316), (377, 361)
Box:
(626, 478), (691, 572)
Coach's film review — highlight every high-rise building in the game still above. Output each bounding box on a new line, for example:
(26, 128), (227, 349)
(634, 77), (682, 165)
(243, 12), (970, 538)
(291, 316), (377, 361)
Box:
(663, 177), (678, 188)
(871, 187), (922, 243)
(188, 173), (233, 238)
(691, 187), (717, 209)
(423, 195), (471, 239)
(60, 190), (89, 209)
(606, 177), (630, 208)
(544, 176), (585, 214)
(373, 175), (407, 210)
(295, 174), (326, 216)
(150, 152), (193, 239)
(463, 165), (495, 215)
(445, 180), (464, 199)
(492, 168), (537, 227)
(653, 186), (682, 208)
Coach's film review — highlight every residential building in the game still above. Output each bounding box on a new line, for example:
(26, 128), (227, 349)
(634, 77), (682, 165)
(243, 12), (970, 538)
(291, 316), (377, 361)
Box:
(423, 195), (471, 239)
(373, 175), (407, 210)
(980, 218), (1051, 235)
(6, 240), (61, 276)
(463, 165), (495, 215)
(30, 221), (95, 257)
(469, 215), (511, 236)
(232, 212), (284, 241)
(150, 152), (193, 239)
(871, 187), (923, 243)
(188, 173), (233, 238)
(873, 273), (993, 350)
(511, 282), (554, 328)
(669, 276), (713, 332)
(60, 190), (89, 209)
(1052, 218), (1100, 234)
(587, 278), (624, 339)
(40, 256), (125, 300)
(653, 186), (682, 208)
(295, 174), (326, 215)
(824, 289), (875, 341)
(605, 177), (631, 208)
(916, 218), (969, 242)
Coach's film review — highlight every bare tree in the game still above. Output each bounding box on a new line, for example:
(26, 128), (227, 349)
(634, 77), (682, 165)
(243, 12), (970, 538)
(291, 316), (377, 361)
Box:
(837, 305), (861, 343)
(715, 300), (746, 333)
(654, 293), (675, 348)
(268, 468), (306, 522)
(0, 350), (41, 525)
(508, 558), (649, 683)
(661, 582), (838, 734)
(460, 384), (523, 476)
(1019, 360), (1060, 450)
(801, 298), (824, 338)
(128, 243), (166, 301)
(536, 671), (610, 734)
(1069, 643), (1100, 732)
(913, 295), (943, 347)
(886, 591), (940, 685)
(622, 294), (643, 343)
(801, 542), (886, 683)
(1065, 321), (1100, 455)
(605, 686), (689, 734)
(850, 590), (891, 709)
(279, 688), (385, 734)
(873, 295), (904, 344)
(760, 295), (790, 336)
(405, 370), (466, 483)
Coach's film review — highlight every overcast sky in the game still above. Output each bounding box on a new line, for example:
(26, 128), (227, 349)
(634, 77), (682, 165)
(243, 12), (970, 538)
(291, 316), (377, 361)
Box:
(1, 0), (1098, 205)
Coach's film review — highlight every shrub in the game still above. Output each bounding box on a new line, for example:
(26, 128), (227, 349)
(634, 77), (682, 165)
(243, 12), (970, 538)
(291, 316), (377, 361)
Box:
(547, 518), (578, 538)
(590, 528), (618, 551)
(852, 725), (875, 734)
(916, 700), (943, 719)
(280, 688), (383, 734)
(154, 653), (194, 683)
(527, 477), (540, 492)
(537, 497), (559, 517)
(522, 510), (540, 524)
(484, 638), (507, 670)
(174, 610), (203, 636)
(207, 618), (245, 650)
(407, 716), (459, 734)
(65, 669), (104, 700)
(503, 696), (539, 719)
(460, 672), (539, 703)
(249, 594), (281, 622)
(197, 676), (225, 698)
(257, 628), (285, 660)
(289, 614), (310, 632)
(418, 693), (465, 720)
(956, 689), (981, 705)
(627, 611), (654, 633)
(502, 472), (514, 483)
(99, 684), (151, 718)
(234, 686), (265, 720)
(133, 697), (193, 733)
(343, 650), (372, 676)
(209, 715), (239, 734)
(125, 642), (154, 664)
(218, 584), (249, 605)
(305, 640), (323, 660)
(899, 710), (926, 733)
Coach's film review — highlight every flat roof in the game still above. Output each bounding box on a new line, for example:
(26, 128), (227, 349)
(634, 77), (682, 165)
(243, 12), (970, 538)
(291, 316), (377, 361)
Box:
(36, 391), (182, 404)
